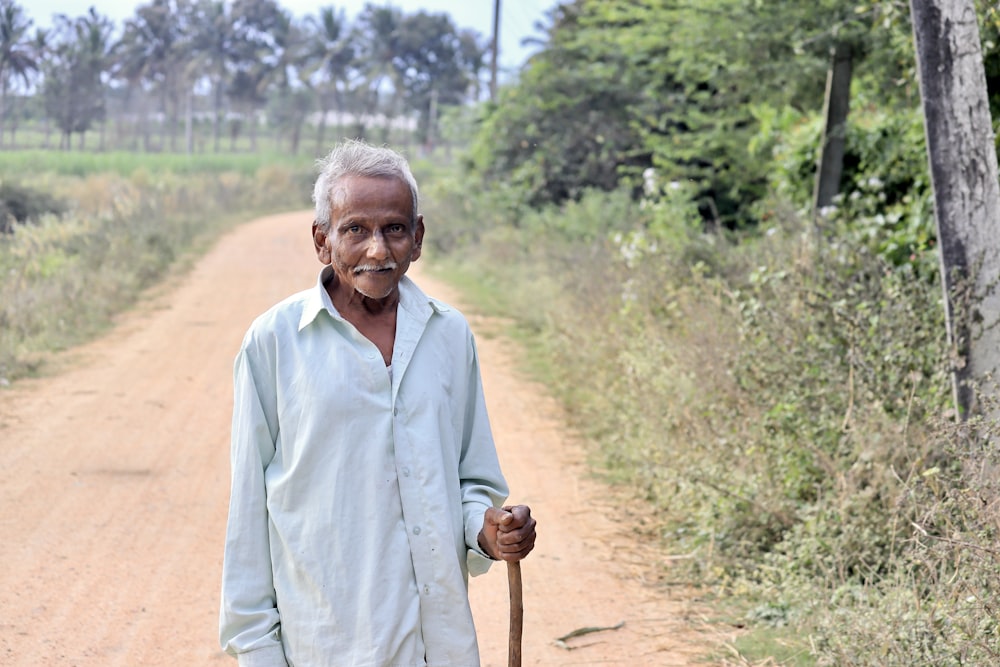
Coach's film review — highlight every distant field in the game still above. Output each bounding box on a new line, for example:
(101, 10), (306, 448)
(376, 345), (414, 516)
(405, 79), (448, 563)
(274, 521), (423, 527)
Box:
(0, 149), (307, 178)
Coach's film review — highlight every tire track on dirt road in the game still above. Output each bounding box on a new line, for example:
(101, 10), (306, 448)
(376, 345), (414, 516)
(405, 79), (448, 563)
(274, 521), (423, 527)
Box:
(0, 211), (712, 666)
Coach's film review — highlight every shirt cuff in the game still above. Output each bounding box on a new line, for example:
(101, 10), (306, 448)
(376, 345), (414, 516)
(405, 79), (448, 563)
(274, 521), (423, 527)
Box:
(467, 547), (496, 577)
(236, 644), (288, 667)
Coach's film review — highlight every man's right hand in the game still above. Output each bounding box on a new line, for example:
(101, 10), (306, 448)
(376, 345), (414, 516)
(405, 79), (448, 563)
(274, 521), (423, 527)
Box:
(477, 505), (536, 561)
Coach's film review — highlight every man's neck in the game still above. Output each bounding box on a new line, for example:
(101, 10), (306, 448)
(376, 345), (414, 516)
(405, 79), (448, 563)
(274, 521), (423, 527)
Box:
(325, 276), (400, 321)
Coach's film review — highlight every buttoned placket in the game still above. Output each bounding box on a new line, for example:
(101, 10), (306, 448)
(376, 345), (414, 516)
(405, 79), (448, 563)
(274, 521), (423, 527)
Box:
(389, 296), (443, 607)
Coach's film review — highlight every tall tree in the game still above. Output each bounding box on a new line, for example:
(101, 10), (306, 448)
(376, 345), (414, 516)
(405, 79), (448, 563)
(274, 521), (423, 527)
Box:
(43, 8), (115, 150)
(116, 0), (190, 151)
(393, 11), (486, 147)
(190, 0), (235, 152)
(227, 0), (288, 150)
(470, 2), (655, 207)
(263, 12), (310, 154)
(354, 4), (404, 140)
(0, 0), (37, 147)
(911, 0), (1000, 416)
(301, 6), (355, 154)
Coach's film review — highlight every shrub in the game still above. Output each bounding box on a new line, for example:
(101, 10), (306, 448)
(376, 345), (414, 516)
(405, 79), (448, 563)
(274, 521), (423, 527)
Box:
(0, 181), (66, 233)
(761, 105), (937, 275)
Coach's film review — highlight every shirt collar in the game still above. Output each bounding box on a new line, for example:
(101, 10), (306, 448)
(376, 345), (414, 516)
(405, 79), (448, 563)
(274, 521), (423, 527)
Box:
(298, 265), (445, 332)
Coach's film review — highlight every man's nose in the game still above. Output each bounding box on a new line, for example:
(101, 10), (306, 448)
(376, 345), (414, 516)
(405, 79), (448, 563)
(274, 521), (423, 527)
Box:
(367, 230), (389, 259)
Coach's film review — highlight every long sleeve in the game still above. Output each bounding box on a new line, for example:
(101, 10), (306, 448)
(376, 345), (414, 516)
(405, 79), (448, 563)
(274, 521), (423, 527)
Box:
(220, 341), (287, 667)
(459, 334), (509, 576)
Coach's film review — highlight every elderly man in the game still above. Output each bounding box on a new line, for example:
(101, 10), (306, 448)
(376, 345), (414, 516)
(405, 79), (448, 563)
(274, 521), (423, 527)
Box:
(219, 140), (535, 667)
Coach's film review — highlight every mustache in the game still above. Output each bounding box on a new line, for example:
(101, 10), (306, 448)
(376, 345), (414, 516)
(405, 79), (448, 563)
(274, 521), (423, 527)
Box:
(353, 262), (398, 274)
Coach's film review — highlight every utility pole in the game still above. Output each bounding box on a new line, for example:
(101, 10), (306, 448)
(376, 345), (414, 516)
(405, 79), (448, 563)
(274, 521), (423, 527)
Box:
(426, 87), (438, 152)
(490, 0), (500, 102)
(812, 41), (852, 218)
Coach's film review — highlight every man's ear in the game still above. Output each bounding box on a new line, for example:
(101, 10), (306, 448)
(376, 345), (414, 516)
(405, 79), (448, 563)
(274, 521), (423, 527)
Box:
(411, 215), (425, 262)
(313, 222), (331, 265)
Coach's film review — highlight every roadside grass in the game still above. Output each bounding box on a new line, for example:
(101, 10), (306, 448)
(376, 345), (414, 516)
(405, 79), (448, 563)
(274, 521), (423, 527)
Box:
(726, 626), (813, 666)
(0, 157), (313, 383)
(421, 162), (1000, 665)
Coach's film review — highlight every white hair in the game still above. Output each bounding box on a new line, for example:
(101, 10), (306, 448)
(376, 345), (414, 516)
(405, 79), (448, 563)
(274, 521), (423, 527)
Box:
(312, 139), (419, 231)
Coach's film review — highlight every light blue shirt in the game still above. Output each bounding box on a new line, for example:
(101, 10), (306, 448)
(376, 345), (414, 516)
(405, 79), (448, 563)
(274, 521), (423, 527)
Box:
(220, 267), (508, 667)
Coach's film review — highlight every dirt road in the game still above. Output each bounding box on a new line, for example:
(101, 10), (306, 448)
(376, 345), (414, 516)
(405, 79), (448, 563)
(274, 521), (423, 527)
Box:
(0, 211), (712, 666)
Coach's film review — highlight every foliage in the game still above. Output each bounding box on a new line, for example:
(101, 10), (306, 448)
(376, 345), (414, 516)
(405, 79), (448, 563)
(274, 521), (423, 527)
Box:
(466, 0), (931, 227)
(761, 103), (937, 273)
(467, 2), (655, 208)
(392, 11), (485, 144)
(465, 0), (1000, 232)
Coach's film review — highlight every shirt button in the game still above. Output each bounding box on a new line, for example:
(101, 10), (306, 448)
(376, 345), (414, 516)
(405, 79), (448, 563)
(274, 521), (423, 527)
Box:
(423, 585), (430, 595)
(413, 526), (421, 535)
(393, 406), (399, 416)
(402, 467), (410, 476)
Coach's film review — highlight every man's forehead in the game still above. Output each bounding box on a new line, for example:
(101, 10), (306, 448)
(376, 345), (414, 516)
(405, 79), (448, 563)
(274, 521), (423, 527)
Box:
(329, 175), (412, 213)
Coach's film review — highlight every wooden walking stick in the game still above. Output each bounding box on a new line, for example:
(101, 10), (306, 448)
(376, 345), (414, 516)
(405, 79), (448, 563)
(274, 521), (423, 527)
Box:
(507, 561), (523, 667)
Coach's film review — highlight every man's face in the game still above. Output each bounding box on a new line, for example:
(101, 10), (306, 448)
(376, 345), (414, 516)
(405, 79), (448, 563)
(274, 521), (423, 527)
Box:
(314, 175), (424, 302)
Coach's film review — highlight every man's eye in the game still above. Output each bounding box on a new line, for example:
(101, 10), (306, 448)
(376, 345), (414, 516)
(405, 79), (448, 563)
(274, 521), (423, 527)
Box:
(387, 224), (406, 234)
(347, 225), (364, 234)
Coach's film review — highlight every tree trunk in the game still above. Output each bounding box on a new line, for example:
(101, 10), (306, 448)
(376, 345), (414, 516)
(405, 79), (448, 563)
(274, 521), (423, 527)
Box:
(425, 87), (438, 153)
(160, 91), (170, 152)
(142, 95), (153, 152)
(315, 92), (331, 156)
(290, 113), (302, 155)
(812, 41), (852, 218)
(248, 106), (257, 153)
(213, 77), (224, 153)
(185, 88), (194, 155)
(9, 94), (19, 147)
(0, 79), (7, 148)
(911, 0), (1000, 417)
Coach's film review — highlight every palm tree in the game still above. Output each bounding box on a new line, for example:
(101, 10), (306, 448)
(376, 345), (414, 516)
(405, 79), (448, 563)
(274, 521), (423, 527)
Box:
(116, 0), (190, 151)
(0, 0), (38, 147)
(27, 27), (50, 147)
(300, 7), (355, 154)
(227, 0), (288, 151)
(190, 0), (234, 152)
(265, 16), (313, 154)
(354, 4), (404, 141)
(43, 8), (115, 150)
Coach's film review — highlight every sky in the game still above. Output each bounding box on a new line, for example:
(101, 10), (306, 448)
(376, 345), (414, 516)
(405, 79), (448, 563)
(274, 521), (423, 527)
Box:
(23, 0), (560, 76)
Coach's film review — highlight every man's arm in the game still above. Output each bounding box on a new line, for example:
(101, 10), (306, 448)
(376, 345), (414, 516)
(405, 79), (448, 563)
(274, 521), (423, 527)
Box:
(457, 333), (527, 573)
(219, 343), (287, 667)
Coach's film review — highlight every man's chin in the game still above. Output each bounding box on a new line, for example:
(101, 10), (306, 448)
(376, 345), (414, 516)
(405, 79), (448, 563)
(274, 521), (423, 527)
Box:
(354, 280), (397, 301)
